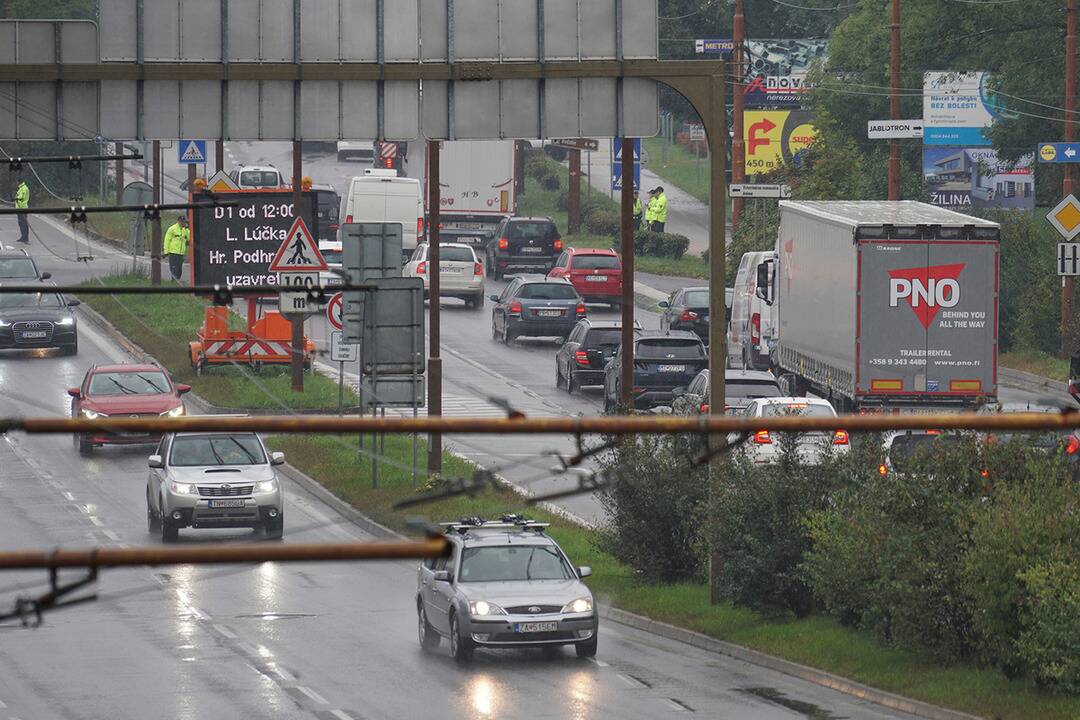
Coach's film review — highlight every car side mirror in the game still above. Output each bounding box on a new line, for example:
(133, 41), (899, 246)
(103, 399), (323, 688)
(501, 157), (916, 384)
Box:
(270, 451), (285, 466)
(67, 387), (81, 398)
(148, 455), (164, 469)
(40, 272), (52, 280)
(433, 570), (452, 583)
(756, 259), (774, 306)
(578, 566), (592, 578)
(175, 383), (192, 395)
(67, 299), (81, 307)
(489, 294), (500, 302)
(657, 300), (669, 308)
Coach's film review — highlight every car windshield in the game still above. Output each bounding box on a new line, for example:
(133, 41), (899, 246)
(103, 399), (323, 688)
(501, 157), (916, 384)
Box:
(683, 290), (709, 307)
(518, 283), (579, 300)
(727, 381), (781, 399)
(88, 371), (170, 396)
(316, 191), (340, 221)
(169, 435), (266, 466)
(761, 402), (836, 418)
(889, 433), (963, 471)
(637, 339), (705, 360)
(321, 248), (343, 265)
(458, 544), (573, 582)
(586, 329), (622, 349)
(240, 171), (281, 187)
(572, 254), (619, 270)
(0, 292), (63, 308)
(0, 258), (37, 278)
(441, 247), (475, 262)
(509, 222), (556, 240)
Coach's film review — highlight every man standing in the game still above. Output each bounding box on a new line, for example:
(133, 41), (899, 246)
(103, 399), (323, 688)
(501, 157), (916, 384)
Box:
(163, 214), (189, 281)
(632, 192), (643, 230)
(13, 177), (29, 244)
(644, 188), (657, 232)
(650, 186), (668, 233)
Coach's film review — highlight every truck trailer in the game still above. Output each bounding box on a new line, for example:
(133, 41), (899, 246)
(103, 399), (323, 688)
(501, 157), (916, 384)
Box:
(757, 201), (999, 412)
(424, 140), (519, 248)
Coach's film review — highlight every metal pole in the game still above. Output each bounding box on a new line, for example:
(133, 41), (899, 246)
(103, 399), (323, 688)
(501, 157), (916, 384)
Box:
(150, 140), (162, 285)
(216, 140), (225, 174)
(427, 140), (443, 476)
(290, 140), (305, 393)
(338, 360), (345, 415)
(620, 138), (635, 408)
(888, 0), (901, 200)
(568, 148), (581, 234)
(114, 142), (124, 206)
(731, 0), (746, 230)
(707, 72), (729, 605)
(1064, 0), (1077, 358)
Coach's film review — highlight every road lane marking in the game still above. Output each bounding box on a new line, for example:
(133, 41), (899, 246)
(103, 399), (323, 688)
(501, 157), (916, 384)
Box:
(297, 686), (329, 704)
(662, 698), (692, 713)
(103, 530), (121, 541)
(88, 516), (103, 526)
(62, 492), (74, 501)
(212, 623), (236, 639)
(617, 673), (646, 689)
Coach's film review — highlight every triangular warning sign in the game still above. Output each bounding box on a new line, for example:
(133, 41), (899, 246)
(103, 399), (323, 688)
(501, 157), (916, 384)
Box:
(180, 141), (205, 163)
(206, 170), (239, 192)
(268, 217), (329, 272)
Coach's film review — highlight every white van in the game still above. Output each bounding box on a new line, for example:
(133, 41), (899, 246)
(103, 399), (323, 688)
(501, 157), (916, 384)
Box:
(341, 169), (424, 259)
(729, 250), (776, 370)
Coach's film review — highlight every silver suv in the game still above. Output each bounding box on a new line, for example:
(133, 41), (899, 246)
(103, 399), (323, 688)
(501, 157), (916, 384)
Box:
(146, 432), (285, 542)
(416, 516), (598, 662)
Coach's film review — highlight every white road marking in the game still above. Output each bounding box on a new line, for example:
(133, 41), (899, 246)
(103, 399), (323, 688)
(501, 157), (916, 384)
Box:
(88, 516), (104, 527)
(0, 700), (6, 708)
(62, 491), (74, 501)
(617, 673), (646, 689)
(329, 711), (353, 720)
(103, 530), (121, 541)
(273, 665), (296, 682)
(662, 698), (689, 713)
(589, 657), (609, 667)
(212, 623), (236, 639)
(297, 686), (329, 704)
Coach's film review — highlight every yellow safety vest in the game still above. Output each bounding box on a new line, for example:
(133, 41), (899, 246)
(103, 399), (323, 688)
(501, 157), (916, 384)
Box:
(163, 223), (189, 255)
(653, 192), (668, 223)
(14, 182), (28, 210)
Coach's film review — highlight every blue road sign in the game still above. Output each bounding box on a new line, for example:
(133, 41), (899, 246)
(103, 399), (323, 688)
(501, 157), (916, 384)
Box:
(1038, 143), (1080, 163)
(612, 137), (641, 162)
(178, 140), (207, 164)
(611, 138), (641, 192)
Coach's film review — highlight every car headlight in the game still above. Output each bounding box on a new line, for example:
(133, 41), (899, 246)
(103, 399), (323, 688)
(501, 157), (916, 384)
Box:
(169, 481), (198, 495)
(469, 600), (506, 617)
(255, 479), (278, 493)
(81, 408), (103, 419)
(561, 597), (593, 614)
(160, 405), (185, 417)
(0, 319), (9, 327)
(57, 317), (74, 326)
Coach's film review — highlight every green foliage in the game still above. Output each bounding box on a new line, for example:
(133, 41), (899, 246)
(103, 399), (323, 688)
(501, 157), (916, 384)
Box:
(583, 209), (620, 237)
(540, 171), (561, 192)
(1014, 561), (1080, 693)
(634, 230), (690, 259)
(727, 201), (779, 284)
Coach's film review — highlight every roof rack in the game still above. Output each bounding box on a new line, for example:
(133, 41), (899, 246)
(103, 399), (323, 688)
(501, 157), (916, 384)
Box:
(439, 514), (550, 535)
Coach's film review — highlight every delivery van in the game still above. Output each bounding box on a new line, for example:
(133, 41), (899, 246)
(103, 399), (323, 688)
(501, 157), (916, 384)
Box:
(341, 169), (424, 259)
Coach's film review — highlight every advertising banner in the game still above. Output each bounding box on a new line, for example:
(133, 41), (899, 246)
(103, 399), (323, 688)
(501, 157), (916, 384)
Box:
(923, 147), (1034, 212)
(744, 110), (818, 176)
(741, 39), (827, 109)
(923, 71), (1007, 146)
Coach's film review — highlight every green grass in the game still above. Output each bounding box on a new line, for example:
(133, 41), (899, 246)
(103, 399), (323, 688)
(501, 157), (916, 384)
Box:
(267, 431), (1080, 720)
(643, 137), (711, 204)
(76, 273), (352, 410)
(1001, 349), (1069, 381)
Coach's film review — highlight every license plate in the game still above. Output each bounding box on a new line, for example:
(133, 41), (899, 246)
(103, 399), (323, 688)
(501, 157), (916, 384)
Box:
(207, 499), (245, 508)
(440, 265), (463, 273)
(20, 331), (47, 339)
(536, 309), (563, 317)
(658, 364), (686, 372)
(519, 247), (543, 254)
(585, 276), (607, 282)
(452, 222), (485, 230)
(515, 622), (558, 633)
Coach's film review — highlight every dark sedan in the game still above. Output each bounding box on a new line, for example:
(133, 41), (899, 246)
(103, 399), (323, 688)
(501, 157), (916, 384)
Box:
(658, 287), (729, 346)
(603, 331), (708, 411)
(0, 291), (79, 355)
(491, 277), (586, 344)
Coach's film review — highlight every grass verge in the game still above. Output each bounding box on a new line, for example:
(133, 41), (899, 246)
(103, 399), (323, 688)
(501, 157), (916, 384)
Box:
(1000, 349), (1069, 381)
(77, 272), (352, 410)
(643, 137), (711, 204)
(269, 431), (1080, 720)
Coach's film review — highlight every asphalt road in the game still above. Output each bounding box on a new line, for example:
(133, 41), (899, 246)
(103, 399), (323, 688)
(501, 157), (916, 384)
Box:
(0, 217), (921, 719)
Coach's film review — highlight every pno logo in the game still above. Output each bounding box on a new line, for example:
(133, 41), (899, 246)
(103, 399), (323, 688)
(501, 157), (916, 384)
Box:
(887, 263), (966, 330)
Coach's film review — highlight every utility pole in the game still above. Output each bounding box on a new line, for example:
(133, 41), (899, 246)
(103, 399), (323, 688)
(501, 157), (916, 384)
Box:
(427, 140), (443, 476)
(290, 140), (304, 393)
(114, 141), (124, 205)
(888, 0), (901, 200)
(150, 140), (162, 285)
(216, 140), (225, 174)
(731, 0), (746, 230)
(1064, 0), (1077, 357)
(619, 138), (635, 409)
(568, 149), (582, 233)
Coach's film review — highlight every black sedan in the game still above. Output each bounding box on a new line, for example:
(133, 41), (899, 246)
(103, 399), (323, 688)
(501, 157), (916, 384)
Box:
(0, 291), (79, 355)
(491, 276), (585, 344)
(658, 286), (727, 346)
(555, 319), (638, 393)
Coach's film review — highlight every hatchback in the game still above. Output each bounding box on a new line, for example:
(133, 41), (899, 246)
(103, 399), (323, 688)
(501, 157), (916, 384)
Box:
(404, 242), (485, 309)
(548, 248), (622, 308)
(491, 277), (585, 344)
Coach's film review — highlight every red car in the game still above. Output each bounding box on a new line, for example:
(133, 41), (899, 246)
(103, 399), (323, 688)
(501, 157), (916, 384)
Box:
(548, 247), (622, 309)
(68, 364), (191, 455)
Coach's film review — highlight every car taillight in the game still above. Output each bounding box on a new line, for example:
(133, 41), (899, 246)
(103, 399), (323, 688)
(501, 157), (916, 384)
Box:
(575, 351), (590, 366)
(680, 310), (698, 322)
(833, 430), (849, 446)
(751, 312), (761, 344)
(980, 469), (990, 478)
(416, 261), (426, 275)
(575, 303), (587, 316)
(554, 238), (563, 251)
(1067, 435), (1080, 455)
(345, 214), (353, 224)
(474, 262), (483, 276)
(699, 403), (709, 413)
(498, 237), (509, 250)
(383, 156), (394, 168)
(753, 430), (772, 445)
(509, 301), (522, 314)
(329, 223), (339, 231)
(878, 463), (888, 476)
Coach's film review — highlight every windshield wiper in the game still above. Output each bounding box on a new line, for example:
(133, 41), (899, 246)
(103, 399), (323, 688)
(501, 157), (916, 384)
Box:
(208, 441), (226, 466)
(226, 436), (258, 464)
(107, 378), (138, 395)
(525, 548), (535, 580)
(134, 374), (166, 393)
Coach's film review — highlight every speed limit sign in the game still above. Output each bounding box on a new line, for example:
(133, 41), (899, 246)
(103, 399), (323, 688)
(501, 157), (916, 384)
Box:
(326, 292), (344, 330)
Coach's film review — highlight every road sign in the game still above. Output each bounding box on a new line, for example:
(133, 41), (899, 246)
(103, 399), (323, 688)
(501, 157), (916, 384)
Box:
(729, 183), (791, 199)
(551, 138), (600, 151)
(1059, 243), (1080, 276)
(361, 278), (425, 375)
(330, 331), (358, 362)
(379, 142), (399, 159)
(695, 39), (734, 54)
(688, 124), (706, 141)
(1048, 195), (1080, 241)
(278, 272), (319, 289)
(341, 222), (405, 344)
(611, 137), (642, 192)
(867, 120), (924, 139)
(268, 218), (329, 273)
(278, 290), (318, 315)
(178, 140), (206, 164)
(327, 292), (344, 330)
(1038, 143), (1080, 163)
(205, 170), (239, 192)
(613, 138), (642, 162)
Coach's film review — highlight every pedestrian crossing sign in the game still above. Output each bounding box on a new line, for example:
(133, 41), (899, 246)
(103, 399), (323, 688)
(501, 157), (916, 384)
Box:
(178, 140), (207, 164)
(268, 217), (328, 272)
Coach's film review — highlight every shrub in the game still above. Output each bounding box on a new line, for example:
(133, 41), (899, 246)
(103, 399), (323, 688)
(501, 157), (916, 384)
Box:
(524, 153), (551, 180)
(1014, 560), (1080, 692)
(584, 210), (621, 237)
(634, 231), (690, 258)
(540, 171), (561, 192)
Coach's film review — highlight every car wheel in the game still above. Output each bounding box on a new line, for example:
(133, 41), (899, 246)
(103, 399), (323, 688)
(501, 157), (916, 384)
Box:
(264, 519), (284, 540)
(555, 364), (564, 389)
(418, 601), (440, 650)
(603, 389), (613, 413)
(76, 434), (92, 456)
(575, 634), (598, 658)
(472, 293), (485, 310)
(503, 326), (515, 346)
(449, 611), (474, 662)
(146, 490), (160, 533)
(567, 372), (579, 395)
(160, 499), (178, 543)
(493, 265), (504, 281)
(491, 316), (501, 341)
(60, 338), (78, 356)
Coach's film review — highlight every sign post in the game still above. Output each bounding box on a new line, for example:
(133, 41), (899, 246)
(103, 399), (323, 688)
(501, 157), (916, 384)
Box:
(269, 217), (329, 314)
(729, 183), (791, 199)
(867, 120), (924, 139)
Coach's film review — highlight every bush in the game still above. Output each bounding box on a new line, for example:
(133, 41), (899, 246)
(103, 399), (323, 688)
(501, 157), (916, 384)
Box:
(584, 210), (621, 237)
(524, 153), (551, 180)
(634, 230), (690, 258)
(596, 435), (707, 583)
(540, 171), (561, 192)
(1014, 560), (1080, 692)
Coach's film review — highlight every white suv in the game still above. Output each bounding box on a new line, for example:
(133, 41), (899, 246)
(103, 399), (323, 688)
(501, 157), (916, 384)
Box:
(733, 397), (849, 465)
(403, 242), (485, 309)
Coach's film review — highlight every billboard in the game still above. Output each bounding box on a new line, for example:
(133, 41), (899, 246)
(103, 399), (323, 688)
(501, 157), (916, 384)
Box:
(741, 39), (828, 109)
(923, 147), (1034, 212)
(744, 110), (818, 176)
(923, 71), (1008, 146)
